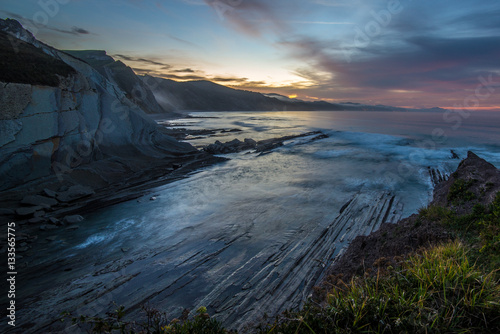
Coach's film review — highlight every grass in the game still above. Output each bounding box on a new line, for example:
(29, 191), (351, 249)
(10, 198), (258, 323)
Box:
(422, 192), (500, 271)
(448, 179), (477, 204)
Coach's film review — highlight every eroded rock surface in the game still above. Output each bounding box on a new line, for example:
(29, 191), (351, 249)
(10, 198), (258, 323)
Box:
(0, 19), (198, 192)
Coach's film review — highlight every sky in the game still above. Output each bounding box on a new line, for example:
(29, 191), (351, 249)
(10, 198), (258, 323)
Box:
(1, 0), (500, 109)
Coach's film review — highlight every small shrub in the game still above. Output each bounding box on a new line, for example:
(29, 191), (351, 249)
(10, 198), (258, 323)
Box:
(62, 305), (229, 334)
(448, 179), (476, 204)
(418, 205), (453, 221)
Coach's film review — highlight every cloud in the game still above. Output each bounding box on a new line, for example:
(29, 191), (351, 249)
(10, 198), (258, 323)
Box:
(166, 33), (198, 47)
(71, 26), (90, 35)
(171, 68), (196, 73)
(114, 54), (171, 67)
(203, 0), (287, 37)
(211, 76), (248, 83)
(159, 73), (207, 80)
(50, 26), (91, 35)
(0, 10), (93, 36)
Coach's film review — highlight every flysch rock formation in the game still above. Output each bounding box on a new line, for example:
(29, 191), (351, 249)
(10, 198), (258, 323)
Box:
(0, 19), (199, 195)
(5, 188), (403, 333)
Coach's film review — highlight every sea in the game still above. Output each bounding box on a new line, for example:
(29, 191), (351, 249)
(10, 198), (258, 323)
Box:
(16, 111), (500, 331)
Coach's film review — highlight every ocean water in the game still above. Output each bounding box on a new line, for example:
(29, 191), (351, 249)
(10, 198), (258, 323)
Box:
(17, 111), (500, 331)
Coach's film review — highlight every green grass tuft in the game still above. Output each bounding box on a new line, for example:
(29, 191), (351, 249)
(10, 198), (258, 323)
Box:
(448, 179), (477, 204)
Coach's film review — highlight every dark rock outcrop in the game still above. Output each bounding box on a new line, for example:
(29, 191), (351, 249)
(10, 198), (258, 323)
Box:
(204, 138), (257, 154)
(203, 131), (328, 155)
(433, 151), (500, 210)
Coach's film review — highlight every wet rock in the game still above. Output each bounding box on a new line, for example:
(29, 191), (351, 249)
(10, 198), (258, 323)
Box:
(33, 210), (46, 217)
(204, 138), (257, 154)
(428, 167), (447, 186)
(48, 217), (62, 226)
(46, 236), (57, 241)
(28, 217), (46, 224)
(43, 188), (58, 198)
(0, 208), (15, 215)
(21, 195), (58, 209)
(57, 185), (95, 202)
(242, 283), (252, 290)
(65, 225), (80, 231)
(58, 185), (69, 192)
(255, 141), (283, 153)
(40, 224), (57, 231)
(63, 215), (84, 224)
(150, 196), (157, 201)
(16, 206), (43, 216)
(204, 131), (327, 155)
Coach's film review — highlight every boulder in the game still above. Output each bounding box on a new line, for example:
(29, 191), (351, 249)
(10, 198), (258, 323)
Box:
(203, 138), (257, 154)
(0, 208), (14, 215)
(21, 195), (58, 208)
(16, 206), (42, 216)
(28, 217), (46, 224)
(63, 215), (84, 224)
(43, 188), (58, 198)
(33, 210), (46, 217)
(57, 185), (95, 202)
(48, 217), (62, 226)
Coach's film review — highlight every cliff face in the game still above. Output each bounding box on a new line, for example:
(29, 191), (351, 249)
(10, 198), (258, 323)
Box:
(64, 50), (171, 114)
(0, 19), (196, 191)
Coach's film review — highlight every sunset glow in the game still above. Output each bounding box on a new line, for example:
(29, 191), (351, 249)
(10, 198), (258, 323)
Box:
(1, 0), (499, 110)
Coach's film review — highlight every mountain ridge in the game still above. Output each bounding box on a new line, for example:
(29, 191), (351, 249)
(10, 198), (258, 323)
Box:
(142, 74), (445, 112)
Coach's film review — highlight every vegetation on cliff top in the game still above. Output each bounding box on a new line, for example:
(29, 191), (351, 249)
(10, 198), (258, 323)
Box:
(0, 31), (76, 86)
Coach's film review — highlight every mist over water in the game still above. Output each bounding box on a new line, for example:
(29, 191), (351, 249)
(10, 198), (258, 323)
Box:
(19, 111), (500, 330)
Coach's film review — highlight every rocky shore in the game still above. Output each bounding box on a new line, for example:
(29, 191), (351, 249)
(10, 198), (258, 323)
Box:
(315, 151), (500, 300)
